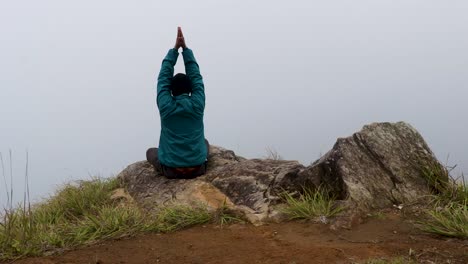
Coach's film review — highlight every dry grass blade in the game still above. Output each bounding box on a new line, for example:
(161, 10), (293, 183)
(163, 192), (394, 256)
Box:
(0, 152), (11, 209)
(265, 147), (283, 160)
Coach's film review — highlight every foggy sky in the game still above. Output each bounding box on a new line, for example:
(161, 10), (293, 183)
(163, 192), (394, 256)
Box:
(1, 0), (467, 206)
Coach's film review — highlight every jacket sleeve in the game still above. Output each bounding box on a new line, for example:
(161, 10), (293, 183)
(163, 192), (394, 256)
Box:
(182, 48), (205, 115)
(157, 49), (179, 118)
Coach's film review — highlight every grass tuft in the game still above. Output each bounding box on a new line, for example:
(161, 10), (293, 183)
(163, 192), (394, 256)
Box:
(154, 204), (212, 232)
(45, 177), (121, 220)
(281, 186), (343, 221)
(72, 205), (145, 243)
(419, 200), (468, 238)
(421, 162), (450, 194)
(212, 199), (243, 226)
(264, 147), (283, 160)
(417, 162), (468, 238)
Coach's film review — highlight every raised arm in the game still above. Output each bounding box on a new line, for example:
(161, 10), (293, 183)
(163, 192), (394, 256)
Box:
(182, 47), (205, 114)
(156, 49), (178, 119)
(178, 28), (205, 115)
(183, 49), (204, 114)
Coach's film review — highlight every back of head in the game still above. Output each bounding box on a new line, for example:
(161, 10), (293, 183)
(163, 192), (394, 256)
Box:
(171, 73), (192, 96)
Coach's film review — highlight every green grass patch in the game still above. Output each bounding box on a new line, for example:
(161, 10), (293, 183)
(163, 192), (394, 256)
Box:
(281, 186), (343, 221)
(212, 199), (243, 226)
(153, 204), (212, 232)
(0, 177), (214, 260)
(72, 205), (146, 242)
(369, 211), (386, 220)
(417, 162), (468, 238)
(0, 177), (124, 258)
(419, 200), (468, 239)
(47, 177), (121, 219)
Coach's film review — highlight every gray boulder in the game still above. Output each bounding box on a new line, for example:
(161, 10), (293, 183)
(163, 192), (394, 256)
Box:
(118, 122), (445, 226)
(299, 122), (446, 227)
(118, 146), (304, 224)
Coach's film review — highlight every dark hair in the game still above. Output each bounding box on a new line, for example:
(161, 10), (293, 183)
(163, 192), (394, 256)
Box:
(171, 73), (192, 96)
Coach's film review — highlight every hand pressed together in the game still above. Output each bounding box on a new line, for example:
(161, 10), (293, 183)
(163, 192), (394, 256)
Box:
(174, 27), (187, 50)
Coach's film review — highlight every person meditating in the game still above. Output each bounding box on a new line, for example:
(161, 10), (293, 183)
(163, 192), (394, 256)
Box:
(146, 27), (209, 179)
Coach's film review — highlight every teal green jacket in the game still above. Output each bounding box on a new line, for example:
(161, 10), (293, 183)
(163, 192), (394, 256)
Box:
(156, 48), (207, 168)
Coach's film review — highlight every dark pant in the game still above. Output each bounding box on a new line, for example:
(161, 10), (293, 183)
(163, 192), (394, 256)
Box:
(146, 139), (210, 179)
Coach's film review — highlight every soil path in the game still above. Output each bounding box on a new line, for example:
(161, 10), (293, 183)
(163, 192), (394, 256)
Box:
(6, 212), (468, 264)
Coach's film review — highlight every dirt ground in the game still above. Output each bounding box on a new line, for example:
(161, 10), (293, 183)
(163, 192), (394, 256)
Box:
(5, 211), (468, 264)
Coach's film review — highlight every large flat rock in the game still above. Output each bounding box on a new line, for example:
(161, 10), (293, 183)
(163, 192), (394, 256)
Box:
(118, 122), (446, 226)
